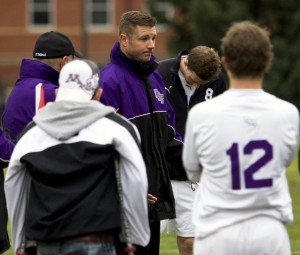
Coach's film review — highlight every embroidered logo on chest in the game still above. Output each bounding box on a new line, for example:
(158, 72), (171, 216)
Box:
(153, 89), (164, 104)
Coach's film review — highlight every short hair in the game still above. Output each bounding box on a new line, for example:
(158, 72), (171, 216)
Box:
(83, 59), (99, 76)
(119, 11), (157, 37)
(187, 46), (221, 82)
(221, 21), (273, 78)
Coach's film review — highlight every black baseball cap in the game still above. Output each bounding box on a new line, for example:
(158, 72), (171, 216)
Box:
(33, 31), (81, 59)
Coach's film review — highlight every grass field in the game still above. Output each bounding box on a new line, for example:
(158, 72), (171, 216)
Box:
(160, 155), (300, 255)
(3, 155), (300, 255)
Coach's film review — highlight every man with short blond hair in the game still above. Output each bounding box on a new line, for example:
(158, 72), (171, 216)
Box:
(99, 10), (185, 255)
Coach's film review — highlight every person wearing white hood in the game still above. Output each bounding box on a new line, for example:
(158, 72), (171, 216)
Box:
(5, 59), (150, 255)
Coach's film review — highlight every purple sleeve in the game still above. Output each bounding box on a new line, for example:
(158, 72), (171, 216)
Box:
(99, 82), (120, 111)
(43, 83), (57, 103)
(99, 69), (121, 112)
(0, 129), (14, 167)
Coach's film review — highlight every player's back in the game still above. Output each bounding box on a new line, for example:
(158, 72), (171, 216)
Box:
(187, 89), (299, 237)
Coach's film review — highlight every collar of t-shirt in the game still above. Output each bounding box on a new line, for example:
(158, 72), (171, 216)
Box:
(178, 69), (196, 105)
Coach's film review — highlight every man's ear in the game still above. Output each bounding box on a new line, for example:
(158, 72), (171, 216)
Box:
(59, 56), (69, 70)
(221, 56), (228, 71)
(119, 33), (128, 47)
(92, 88), (102, 101)
(183, 57), (189, 67)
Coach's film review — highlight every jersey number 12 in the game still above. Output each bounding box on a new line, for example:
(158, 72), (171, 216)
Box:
(226, 140), (273, 190)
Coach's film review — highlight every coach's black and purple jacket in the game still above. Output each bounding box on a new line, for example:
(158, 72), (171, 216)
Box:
(2, 59), (58, 143)
(99, 42), (186, 221)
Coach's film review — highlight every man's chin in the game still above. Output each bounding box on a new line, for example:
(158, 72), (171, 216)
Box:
(143, 52), (153, 60)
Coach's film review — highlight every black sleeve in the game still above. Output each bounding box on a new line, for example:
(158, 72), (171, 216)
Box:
(165, 127), (188, 181)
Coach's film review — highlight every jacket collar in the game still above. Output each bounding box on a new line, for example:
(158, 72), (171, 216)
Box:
(110, 42), (158, 77)
(20, 59), (59, 85)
